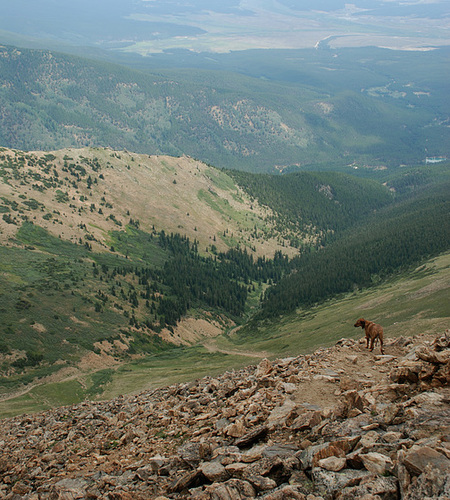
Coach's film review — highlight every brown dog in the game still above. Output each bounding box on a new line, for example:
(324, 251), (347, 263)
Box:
(354, 318), (384, 354)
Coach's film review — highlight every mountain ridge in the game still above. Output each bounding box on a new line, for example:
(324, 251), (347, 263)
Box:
(1, 44), (448, 172)
(0, 146), (285, 257)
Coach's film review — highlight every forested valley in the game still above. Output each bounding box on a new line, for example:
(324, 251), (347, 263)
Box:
(255, 181), (450, 320)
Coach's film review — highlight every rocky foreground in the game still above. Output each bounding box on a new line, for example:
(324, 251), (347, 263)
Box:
(1, 332), (449, 500)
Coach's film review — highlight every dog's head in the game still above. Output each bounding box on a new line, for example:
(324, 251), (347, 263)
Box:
(354, 318), (365, 328)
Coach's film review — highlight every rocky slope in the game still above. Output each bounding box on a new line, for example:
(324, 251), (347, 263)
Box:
(0, 331), (449, 499)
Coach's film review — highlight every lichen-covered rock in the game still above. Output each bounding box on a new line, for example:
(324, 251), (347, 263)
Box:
(403, 465), (450, 500)
(311, 468), (371, 497)
(336, 475), (398, 500)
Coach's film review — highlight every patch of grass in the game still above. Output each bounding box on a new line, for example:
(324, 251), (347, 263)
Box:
(0, 392), (49, 419)
(31, 379), (86, 406)
(197, 189), (256, 234)
(108, 225), (167, 265)
(205, 167), (236, 192)
(0, 225), (169, 390)
(0, 243), (122, 354)
(100, 345), (257, 400)
(219, 233), (240, 248)
(197, 189), (230, 217)
(17, 221), (88, 259)
(0, 360), (70, 392)
(0, 379), (86, 418)
(86, 369), (114, 397)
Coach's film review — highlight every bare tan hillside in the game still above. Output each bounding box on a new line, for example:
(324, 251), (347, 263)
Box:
(0, 147), (298, 257)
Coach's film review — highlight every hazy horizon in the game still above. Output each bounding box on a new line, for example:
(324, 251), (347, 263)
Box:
(0, 0), (449, 55)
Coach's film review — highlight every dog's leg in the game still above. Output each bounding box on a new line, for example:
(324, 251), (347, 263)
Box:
(380, 337), (384, 355)
(369, 336), (375, 351)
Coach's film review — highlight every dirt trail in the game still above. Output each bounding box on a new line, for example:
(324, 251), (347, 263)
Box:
(202, 339), (272, 359)
(292, 335), (425, 411)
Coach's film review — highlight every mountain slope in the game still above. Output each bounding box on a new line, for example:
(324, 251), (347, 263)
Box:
(0, 146), (282, 405)
(0, 146), (395, 406)
(1, 146), (449, 414)
(256, 181), (450, 319)
(1, 45), (448, 172)
(0, 147), (282, 256)
(229, 170), (393, 246)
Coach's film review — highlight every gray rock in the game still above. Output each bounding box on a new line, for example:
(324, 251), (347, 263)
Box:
(311, 468), (371, 497)
(403, 465), (450, 500)
(290, 411), (322, 432)
(257, 359), (273, 377)
(216, 418), (230, 430)
(259, 484), (307, 499)
(317, 456), (347, 472)
(178, 441), (211, 466)
(212, 445), (242, 464)
(50, 478), (89, 499)
(337, 475), (398, 500)
(382, 431), (403, 443)
(204, 478), (256, 499)
(199, 461), (230, 482)
(298, 442), (345, 469)
(235, 425), (269, 448)
(169, 469), (204, 493)
(244, 473), (277, 492)
(267, 399), (297, 429)
(262, 444), (299, 459)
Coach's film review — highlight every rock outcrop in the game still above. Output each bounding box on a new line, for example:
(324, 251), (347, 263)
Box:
(1, 331), (449, 499)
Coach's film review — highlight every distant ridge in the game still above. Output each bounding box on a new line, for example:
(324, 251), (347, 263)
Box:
(0, 44), (448, 172)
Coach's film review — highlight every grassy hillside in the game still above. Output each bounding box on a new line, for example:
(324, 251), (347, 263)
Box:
(0, 146), (275, 404)
(0, 146), (396, 408)
(0, 147), (285, 256)
(0, 45), (448, 172)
